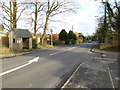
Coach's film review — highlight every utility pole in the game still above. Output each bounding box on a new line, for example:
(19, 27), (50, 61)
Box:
(50, 29), (53, 46)
(72, 25), (73, 31)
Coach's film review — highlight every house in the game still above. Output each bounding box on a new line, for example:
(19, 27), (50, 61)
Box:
(49, 34), (59, 40)
(74, 32), (79, 38)
(8, 28), (32, 50)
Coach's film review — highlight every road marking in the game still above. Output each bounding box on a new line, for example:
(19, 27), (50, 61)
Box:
(49, 50), (66, 56)
(67, 47), (76, 50)
(107, 64), (115, 89)
(28, 57), (39, 63)
(49, 47), (76, 56)
(0, 57), (39, 76)
(101, 54), (106, 57)
(61, 61), (88, 89)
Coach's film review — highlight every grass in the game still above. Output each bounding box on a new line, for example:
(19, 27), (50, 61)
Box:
(38, 44), (53, 48)
(102, 47), (119, 53)
(0, 43), (54, 55)
(0, 48), (34, 55)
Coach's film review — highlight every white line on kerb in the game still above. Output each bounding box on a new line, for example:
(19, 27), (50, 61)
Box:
(107, 64), (115, 89)
(61, 61), (87, 89)
(0, 57), (39, 76)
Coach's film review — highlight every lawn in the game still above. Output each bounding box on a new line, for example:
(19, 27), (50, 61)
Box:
(102, 47), (119, 53)
(0, 47), (34, 55)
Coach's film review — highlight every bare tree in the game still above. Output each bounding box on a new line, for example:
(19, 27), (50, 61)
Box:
(0, 0), (26, 31)
(21, 1), (45, 37)
(32, 1), (45, 37)
(41, 0), (77, 45)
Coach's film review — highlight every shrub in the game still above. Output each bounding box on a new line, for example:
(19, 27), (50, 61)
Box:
(71, 40), (76, 44)
(65, 39), (70, 44)
(32, 38), (37, 44)
(32, 38), (37, 49)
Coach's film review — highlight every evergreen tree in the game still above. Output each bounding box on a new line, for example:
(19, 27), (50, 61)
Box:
(59, 29), (68, 41)
(68, 30), (76, 40)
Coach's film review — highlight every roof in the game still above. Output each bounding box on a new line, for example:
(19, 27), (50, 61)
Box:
(13, 28), (32, 38)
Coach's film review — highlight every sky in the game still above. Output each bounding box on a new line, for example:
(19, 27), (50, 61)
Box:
(49, 0), (119, 36)
(50, 0), (101, 36)
(1, 0), (119, 36)
(17, 0), (102, 36)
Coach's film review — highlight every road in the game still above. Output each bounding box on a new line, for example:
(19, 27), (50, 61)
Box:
(0, 43), (118, 88)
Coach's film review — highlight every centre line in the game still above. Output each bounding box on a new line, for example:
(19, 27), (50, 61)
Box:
(49, 50), (66, 56)
(49, 47), (77, 56)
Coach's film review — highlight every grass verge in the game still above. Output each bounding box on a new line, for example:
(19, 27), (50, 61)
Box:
(0, 48), (34, 55)
(102, 47), (119, 53)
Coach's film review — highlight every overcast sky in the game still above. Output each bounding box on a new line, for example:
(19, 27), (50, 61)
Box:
(17, 0), (102, 36)
(49, 0), (119, 36)
(1, 0), (119, 36)
(50, 0), (101, 36)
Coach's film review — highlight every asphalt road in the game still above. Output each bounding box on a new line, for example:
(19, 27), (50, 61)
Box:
(1, 42), (118, 88)
(1, 43), (96, 88)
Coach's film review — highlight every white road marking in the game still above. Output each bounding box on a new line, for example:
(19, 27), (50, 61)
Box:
(67, 47), (76, 50)
(107, 64), (115, 89)
(49, 50), (66, 56)
(101, 54), (106, 57)
(28, 56), (39, 63)
(0, 57), (39, 76)
(61, 61), (88, 89)
(1, 47), (76, 76)
(49, 47), (76, 56)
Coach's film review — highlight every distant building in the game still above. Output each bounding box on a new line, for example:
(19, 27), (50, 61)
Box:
(8, 28), (32, 50)
(49, 34), (59, 40)
(74, 32), (79, 38)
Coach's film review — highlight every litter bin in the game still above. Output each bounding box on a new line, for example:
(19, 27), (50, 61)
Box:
(33, 43), (38, 49)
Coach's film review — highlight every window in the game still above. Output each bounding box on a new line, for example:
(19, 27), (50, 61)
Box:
(13, 39), (15, 43)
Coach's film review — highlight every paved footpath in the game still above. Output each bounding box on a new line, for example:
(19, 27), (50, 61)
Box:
(65, 48), (119, 89)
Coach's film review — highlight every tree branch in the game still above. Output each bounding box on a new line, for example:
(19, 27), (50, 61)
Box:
(3, 16), (13, 23)
(3, 23), (9, 28)
(16, 7), (26, 21)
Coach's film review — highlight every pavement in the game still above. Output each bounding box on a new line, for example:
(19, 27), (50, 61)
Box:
(64, 44), (119, 89)
(0, 42), (119, 89)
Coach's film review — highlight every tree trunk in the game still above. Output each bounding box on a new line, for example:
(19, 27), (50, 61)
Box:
(103, 0), (107, 43)
(9, 2), (13, 31)
(41, 0), (50, 45)
(34, 2), (38, 37)
(13, 1), (17, 28)
(41, 14), (49, 45)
